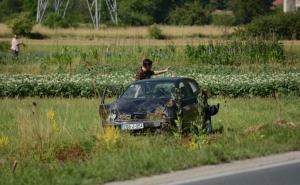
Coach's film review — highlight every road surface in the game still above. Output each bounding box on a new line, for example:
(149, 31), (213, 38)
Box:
(106, 151), (300, 185)
(176, 161), (300, 185)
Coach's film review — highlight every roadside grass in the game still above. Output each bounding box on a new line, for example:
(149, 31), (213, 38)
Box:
(0, 97), (299, 185)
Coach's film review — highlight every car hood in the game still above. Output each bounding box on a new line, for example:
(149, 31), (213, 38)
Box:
(110, 97), (171, 114)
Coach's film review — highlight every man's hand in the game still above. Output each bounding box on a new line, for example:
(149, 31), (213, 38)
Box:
(164, 67), (170, 72)
(154, 67), (170, 75)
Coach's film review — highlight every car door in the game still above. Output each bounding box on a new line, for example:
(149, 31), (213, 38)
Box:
(186, 79), (201, 122)
(178, 81), (198, 125)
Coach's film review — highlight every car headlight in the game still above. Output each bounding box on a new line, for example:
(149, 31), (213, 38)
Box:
(108, 113), (117, 121)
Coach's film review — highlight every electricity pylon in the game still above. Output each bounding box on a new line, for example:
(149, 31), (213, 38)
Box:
(53, 0), (70, 18)
(86, 0), (118, 29)
(36, 0), (70, 23)
(37, 0), (118, 28)
(36, 0), (48, 23)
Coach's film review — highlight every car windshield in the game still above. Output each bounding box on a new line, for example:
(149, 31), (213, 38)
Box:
(122, 81), (176, 99)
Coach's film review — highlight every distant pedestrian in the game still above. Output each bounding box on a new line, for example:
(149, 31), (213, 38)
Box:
(11, 35), (24, 57)
(135, 59), (170, 80)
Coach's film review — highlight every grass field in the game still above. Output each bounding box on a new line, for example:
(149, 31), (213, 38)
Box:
(0, 24), (300, 185)
(0, 97), (299, 185)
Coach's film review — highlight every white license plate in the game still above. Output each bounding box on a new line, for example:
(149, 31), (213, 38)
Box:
(121, 123), (144, 130)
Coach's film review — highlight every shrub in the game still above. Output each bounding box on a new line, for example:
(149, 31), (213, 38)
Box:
(168, 1), (211, 25)
(43, 13), (78, 28)
(117, 0), (155, 26)
(212, 14), (235, 26)
(148, 25), (165, 39)
(0, 41), (10, 52)
(230, 0), (274, 24)
(9, 12), (34, 36)
(242, 12), (300, 40)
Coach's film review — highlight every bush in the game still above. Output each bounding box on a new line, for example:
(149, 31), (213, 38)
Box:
(148, 25), (165, 39)
(230, 0), (274, 24)
(43, 13), (78, 28)
(212, 14), (235, 26)
(118, 0), (155, 26)
(242, 12), (300, 40)
(168, 1), (211, 25)
(9, 12), (34, 36)
(0, 41), (10, 52)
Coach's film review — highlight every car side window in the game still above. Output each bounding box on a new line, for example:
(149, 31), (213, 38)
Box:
(179, 82), (193, 98)
(187, 80), (199, 95)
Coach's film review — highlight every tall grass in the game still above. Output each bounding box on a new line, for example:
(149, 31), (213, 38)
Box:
(0, 97), (299, 185)
(0, 23), (235, 39)
(0, 39), (288, 67)
(185, 39), (285, 65)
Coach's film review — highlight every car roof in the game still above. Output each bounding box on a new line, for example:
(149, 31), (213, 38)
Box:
(133, 77), (193, 84)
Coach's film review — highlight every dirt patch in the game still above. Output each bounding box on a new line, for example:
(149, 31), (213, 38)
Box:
(243, 124), (266, 135)
(56, 145), (87, 162)
(272, 119), (297, 128)
(243, 119), (298, 135)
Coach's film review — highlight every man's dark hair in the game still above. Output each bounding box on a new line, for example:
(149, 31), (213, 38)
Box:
(143, 59), (153, 67)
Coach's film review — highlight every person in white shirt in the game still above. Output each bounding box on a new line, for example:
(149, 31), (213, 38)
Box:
(11, 35), (23, 57)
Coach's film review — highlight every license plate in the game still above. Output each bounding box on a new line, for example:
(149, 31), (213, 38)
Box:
(121, 123), (144, 130)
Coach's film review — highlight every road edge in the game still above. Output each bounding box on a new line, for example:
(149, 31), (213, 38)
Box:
(106, 151), (300, 185)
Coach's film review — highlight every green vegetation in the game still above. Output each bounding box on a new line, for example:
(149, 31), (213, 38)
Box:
(0, 0), (279, 27)
(1, 72), (299, 98)
(0, 40), (291, 66)
(243, 11), (300, 40)
(10, 13), (34, 36)
(168, 1), (211, 25)
(185, 39), (285, 64)
(43, 13), (78, 29)
(0, 39), (299, 98)
(230, 0), (274, 24)
(148, 25), (165, 40)
(0, 97), (299, 185)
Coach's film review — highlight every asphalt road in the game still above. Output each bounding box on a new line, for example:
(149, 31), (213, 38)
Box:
(181, 161), (300, 185)
(106, 151), (300, 185)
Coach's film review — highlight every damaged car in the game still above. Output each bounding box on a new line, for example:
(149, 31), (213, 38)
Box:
(99, 77), (219, 133)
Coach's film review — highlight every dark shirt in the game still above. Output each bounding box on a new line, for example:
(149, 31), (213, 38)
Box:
(135, 67), (154, 80)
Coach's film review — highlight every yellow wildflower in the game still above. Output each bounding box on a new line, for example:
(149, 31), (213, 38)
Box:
(0, 136), (9, 147)
(98, 127), (120, 148)
(47, 110), (59, 132)
(47, 110), (55, 121)
(188, 138), (198, 151)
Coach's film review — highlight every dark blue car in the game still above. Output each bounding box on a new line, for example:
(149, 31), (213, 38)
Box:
(99, 77), (219, 132)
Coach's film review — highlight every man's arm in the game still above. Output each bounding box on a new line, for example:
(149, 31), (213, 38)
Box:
(154, 67), (170, 75)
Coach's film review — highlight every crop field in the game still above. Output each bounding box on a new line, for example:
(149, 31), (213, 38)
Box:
(0, 28), (300, 185)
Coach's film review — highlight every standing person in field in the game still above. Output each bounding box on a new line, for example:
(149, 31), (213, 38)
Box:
(135, 59), (170, 80)
(11, 35), (24, 57)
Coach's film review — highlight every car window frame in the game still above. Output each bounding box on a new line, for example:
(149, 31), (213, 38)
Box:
(186, 79), (200, 96)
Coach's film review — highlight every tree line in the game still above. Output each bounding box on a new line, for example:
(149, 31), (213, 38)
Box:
(0, 0), (275, 27)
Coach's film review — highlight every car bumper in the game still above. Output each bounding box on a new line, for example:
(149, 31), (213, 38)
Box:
(104, 120), (169, 130)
